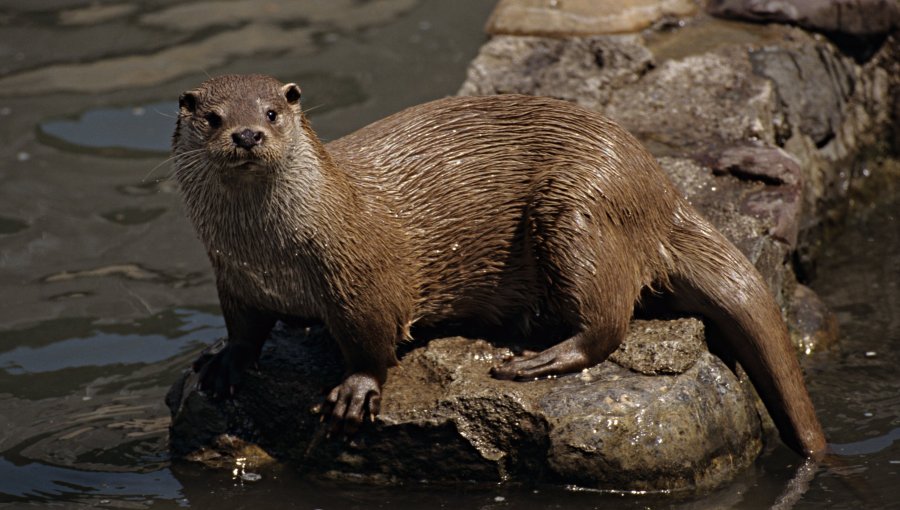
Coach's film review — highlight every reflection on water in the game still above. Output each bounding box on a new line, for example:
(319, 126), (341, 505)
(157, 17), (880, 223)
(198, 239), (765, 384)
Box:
(0, 458), (183, 502)
(36, 72), (366, 156)
(100, 207), (168, 226)
(0, 216), (29, 236)
(0, 0), (897, 508)
(0, 307), (217, 507)
(0, 308), (222, 376)
(39, 102), (177, 154)
(830, 428), (900, 456)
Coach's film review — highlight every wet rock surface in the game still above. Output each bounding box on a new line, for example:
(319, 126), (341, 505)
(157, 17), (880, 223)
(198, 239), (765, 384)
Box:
(168, 319), (762, 491)
(786, 283), (841, 354)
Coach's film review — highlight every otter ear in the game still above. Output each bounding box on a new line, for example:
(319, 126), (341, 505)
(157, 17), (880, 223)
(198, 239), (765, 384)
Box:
(282, 83), (301, 105)
(179, 91), (198, 113)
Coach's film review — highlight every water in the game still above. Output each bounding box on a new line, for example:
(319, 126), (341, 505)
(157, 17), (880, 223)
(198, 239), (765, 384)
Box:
(1, 1), (898, 508)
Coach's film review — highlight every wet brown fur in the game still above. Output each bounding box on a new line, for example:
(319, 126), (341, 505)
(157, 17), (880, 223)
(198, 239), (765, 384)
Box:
(172, 74), (825, 457)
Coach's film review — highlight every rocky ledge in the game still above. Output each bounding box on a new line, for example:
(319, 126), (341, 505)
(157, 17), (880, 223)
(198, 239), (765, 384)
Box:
(168, 319), (761, 492)
(167, 0), (898, 492)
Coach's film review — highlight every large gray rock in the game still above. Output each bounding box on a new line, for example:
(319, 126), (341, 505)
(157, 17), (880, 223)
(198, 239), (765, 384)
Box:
(167, 319), (763, 491)
(457, 35), (653, 111)
(707, 0), (900, 37)
(458, 34), (785, 151)
(604, 46), (782, 150)
(458, 24), (896, 173)
(748, 30), (856, 148)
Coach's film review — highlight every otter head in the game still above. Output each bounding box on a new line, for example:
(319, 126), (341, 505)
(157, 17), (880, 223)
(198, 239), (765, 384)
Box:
(173, 74), (314, 181)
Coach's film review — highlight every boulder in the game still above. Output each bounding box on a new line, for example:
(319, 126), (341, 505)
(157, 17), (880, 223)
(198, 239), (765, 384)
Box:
(167, 319), (763, 491)
(457, 35), (653, 111)
(707, 0), (900, 38)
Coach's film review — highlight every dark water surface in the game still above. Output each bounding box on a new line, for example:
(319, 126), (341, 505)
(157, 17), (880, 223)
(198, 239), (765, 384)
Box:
(0, 1), (897, 508)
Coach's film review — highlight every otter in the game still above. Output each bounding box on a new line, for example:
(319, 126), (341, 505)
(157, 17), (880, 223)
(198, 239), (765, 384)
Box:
(172, 74), (826, 457)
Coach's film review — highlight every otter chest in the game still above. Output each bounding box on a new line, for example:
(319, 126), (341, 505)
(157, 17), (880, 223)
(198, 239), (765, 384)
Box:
(209, 242), (324, 318)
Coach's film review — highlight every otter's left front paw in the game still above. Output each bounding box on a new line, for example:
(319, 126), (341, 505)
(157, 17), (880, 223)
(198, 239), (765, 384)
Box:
(321, 373), (382, 436)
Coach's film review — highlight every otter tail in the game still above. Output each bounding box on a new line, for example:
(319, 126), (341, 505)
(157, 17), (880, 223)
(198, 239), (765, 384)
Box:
(665, 203), (826, 457)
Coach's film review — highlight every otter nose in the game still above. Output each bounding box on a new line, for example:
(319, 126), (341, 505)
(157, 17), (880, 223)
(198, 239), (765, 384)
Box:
(231, 128), (264, 150)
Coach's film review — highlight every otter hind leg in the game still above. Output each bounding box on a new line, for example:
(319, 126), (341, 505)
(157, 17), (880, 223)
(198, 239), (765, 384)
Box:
(491, 328), (623, 380)
(490, 256), (635, 381)
(493, 192), (639, 381)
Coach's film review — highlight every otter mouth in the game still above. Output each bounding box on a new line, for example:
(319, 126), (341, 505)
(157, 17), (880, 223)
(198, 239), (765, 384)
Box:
(220, 152), (270, 172)
(210, 146), (275, 174)
(232, 160), (265, 171)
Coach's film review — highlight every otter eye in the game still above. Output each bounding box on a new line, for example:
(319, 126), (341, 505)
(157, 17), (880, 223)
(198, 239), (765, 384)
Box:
(266, 110), (278, 122)
(204, 112), (222, 129)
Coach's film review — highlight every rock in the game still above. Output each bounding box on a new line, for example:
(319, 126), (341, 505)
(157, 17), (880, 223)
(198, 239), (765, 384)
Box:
(707, 0), (900, 38)
(710, 145), (803, 186)
(457, 35), (653, 110)
(486, 0), (699, 36)
(167, 319), (763, 491)
(698, 144), (806, 248)
(839, 33), (900, 157)
(748, 33), (856, 147)
(785, 283), (840, 354)
(608, 318), (705, 374)
(459, 35), (782, 151)
(741, 182), (804, 249)
(755, 32), (899, 263)
(643, 14), (786, 63)
(182, 434), (275, 471)
(604, 46), (781, 151)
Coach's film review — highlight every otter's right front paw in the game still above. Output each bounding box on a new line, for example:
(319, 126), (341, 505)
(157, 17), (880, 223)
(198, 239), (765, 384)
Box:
(320, 373), (382, 436)
(192, 342), (255, 399)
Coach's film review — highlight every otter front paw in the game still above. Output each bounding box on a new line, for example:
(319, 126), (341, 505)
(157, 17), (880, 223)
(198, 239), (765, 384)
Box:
(192, 342), (257, 398)
(321, 373), (382, 436)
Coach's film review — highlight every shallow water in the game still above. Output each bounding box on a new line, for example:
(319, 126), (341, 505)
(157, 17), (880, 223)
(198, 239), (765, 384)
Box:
(0, 1), (898, 508)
